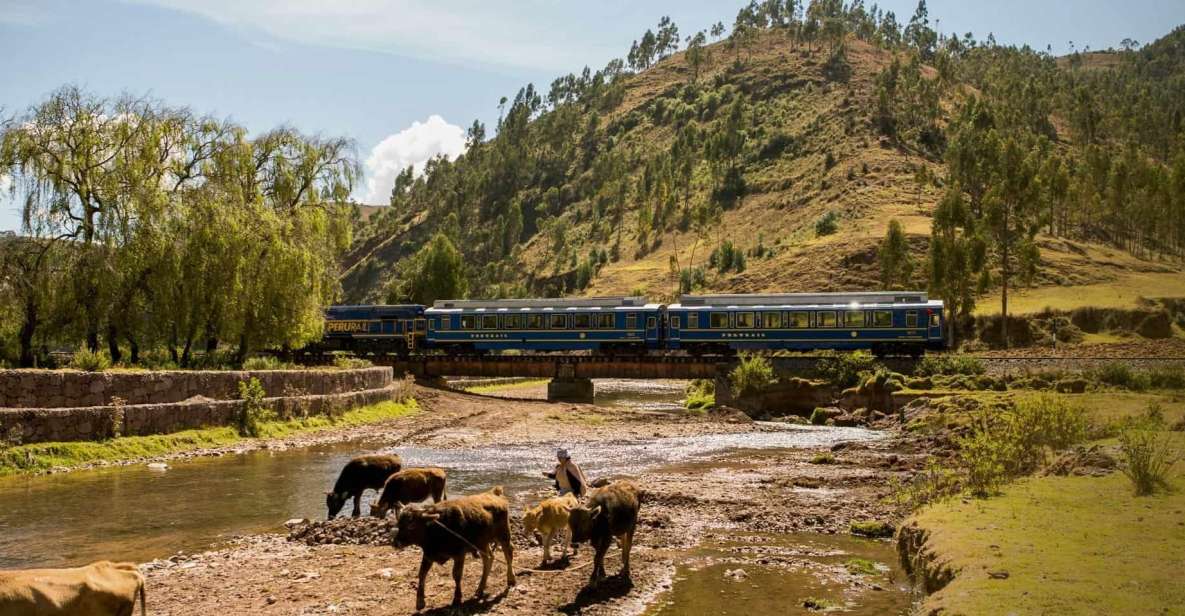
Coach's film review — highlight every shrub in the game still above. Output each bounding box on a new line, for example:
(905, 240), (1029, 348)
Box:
(915, 354), (985, 377)
(1093, 362), (1151, 391)
(684, 379), (715, 411)
(243, 355), (295, 371)
(332, 356), (373, 370)
(849, 520), (893, 538)
(1147, 366), (1185, 390)
(813, 350), (881, 388)
(70, 347), (111, 372)
(730, 353), (776, 397)
(809, 407), (831, 425)
(814, 210), (839, 236)
(236, 377), (272, 437)
(107, 396), (126, 439)
(1118, 417), (1179, 496)
(890, 458), (960, 510)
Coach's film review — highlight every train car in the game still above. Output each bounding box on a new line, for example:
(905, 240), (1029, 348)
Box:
(319, 304), (427, 354)
(666, 292), (945, 355)
(425, 296), (664, 353)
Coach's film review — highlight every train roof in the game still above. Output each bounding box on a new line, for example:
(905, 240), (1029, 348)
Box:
(429, 296), (661, 311)
(671, 292), (942, 310)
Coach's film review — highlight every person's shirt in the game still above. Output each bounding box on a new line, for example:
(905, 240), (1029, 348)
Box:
(551, 460), (588, 497)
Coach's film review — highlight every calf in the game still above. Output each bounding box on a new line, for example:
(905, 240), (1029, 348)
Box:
(326, 453), (402, 519)
(522, 492), (579, 564)
(0, 561), (146, 616)
(370, 467), (448, 518)
(568, 480), (640, 585)
(393, 487), (515, 611)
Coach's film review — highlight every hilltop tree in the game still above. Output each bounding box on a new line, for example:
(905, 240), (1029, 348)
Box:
(928, 190), (984, 345)
(879, 219), (915, 290)
(686, 31), (711, 81)
(905, 0), (937, 59)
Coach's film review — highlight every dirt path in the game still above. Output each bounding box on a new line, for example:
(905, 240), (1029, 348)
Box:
(142, 387), (920, 615)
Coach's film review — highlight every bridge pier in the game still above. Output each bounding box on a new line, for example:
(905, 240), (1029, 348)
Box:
(547, 377), (594, 403)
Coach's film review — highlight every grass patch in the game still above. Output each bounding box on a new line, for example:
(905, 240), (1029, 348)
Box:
(0, 400), (417, 476)
(843, 557), (880, 576)
(849, 520), (893, 538)
(810, 452), (837, 465)
(684, 379), (715, 412)
(976, 271), (1185, 315)
(910, 449), (1185, 615)
(461, 379), (550, 394)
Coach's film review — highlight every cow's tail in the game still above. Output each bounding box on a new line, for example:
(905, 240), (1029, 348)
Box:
(138, 576), (147, 616)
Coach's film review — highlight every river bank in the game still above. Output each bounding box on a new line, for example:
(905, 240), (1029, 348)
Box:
(115, 383), (920, 615)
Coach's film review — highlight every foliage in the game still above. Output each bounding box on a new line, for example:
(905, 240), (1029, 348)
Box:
(809, 407), (831, 425)
(915, 354), (985, 377)
(810, 452), (836, 464)
(69, 347), (111, 372)
(813, 350), (880, 388)
(388, 233), (467, 305)
(235, 377), (272, 438)
(730, 352), (776, 396)
(242, 356), (294, 371)
(684, 379), (715, 411)
(849, 519), (894, 537)
(331, 356), (374, 370)
(1119, 417), (1179, 496)
(844, 558), (879, 576)
(107, 396), (126, 439)
(879, 219), (914, 290)
(814, 210), (839, 236)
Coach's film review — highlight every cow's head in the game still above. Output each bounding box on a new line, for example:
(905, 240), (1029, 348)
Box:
(567, 505), (601, 544)
(522, 506), (542, 543)
(393, 506), (435, 549)
(371, 499), (401, 519)
(325, 491), (348, 519)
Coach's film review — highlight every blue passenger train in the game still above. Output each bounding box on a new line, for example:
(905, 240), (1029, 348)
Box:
(313, 292), (945, 356)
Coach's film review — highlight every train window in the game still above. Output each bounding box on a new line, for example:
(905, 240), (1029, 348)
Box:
(416, 319), (427, 332)
(461, 315), (475, 330)
(709, 312), (729, 328)
(929, 313), (941, 327)
(687, 312), (699, 329)
(787, 312), (809, 328)
(647, 316), (657, 329)
(527, 314), (545, 329)
(481, 315), (498, 330)
(438, 317), (450, 330)
(763, 312), (781, 329)
(844, 311), (864, 327)
(873, 311), (893, 327)
(736, 312), (755, 328)
(817, 311), (837, 327)
(572, 313), (591, 329)
(597, 313), (615, 328)
(503, 314), (523, 329)
(550, 314), (567, 329)
(626, 314), (637, 329)
(672, 316), (681, 329)
(906, 311), (918, 328)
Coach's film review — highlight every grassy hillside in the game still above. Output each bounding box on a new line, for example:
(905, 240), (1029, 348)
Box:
(342, 15), (1185, 316)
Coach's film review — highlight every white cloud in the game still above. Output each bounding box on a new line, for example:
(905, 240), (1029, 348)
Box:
(124, 0), (612, 71)
(362, 115), (466, 204)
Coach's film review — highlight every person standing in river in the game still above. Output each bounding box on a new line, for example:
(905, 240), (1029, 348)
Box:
(543, 448), (589, 498)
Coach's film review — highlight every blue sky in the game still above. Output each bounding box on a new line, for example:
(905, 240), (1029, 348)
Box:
(2, 0), (1184, 230)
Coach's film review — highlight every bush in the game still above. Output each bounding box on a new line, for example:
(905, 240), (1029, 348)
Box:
(332, 356), (373, 370)
(684, 379), (715, 411)
(107, 396), (126, 439)
(1119, 413), (1179, 496)
(236, 377), (273, 437)
(242, 355), (292, 371)
(915, 354), (985, 377)
(809, 407), (831, 425)
(70, 347), (111, 372)
(730, 353), (776, 397)
(1147, 366), (1185, 390)
(813, 350), (881, 388)
(814, 211), (839, 236)
(1092, 363), (1149, 391)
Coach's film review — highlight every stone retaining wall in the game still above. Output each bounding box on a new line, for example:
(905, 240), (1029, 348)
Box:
(0, 367), (391, 409)
(0, 367), (399, 444)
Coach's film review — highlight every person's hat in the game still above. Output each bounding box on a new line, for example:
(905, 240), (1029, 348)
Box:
(556, 448), (570, 459)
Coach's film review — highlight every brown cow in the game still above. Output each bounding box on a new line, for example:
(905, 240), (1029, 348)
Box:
(522, 492), (579, 565)
(567, 480), (640, 585)
(0, 561), (146, 616)
(393, 486), (515, 611)
(369, 467), (448, 518)
(326, 453), (402, 519)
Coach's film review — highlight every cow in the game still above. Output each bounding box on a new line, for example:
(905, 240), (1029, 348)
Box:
(522, 492), (579, 565)
(369, 467), (448, 519)
(567, 480), (640, 585)
(0, 561), (146, 616)
(326, 453), (402, 519)
(393, 486), (515, 611)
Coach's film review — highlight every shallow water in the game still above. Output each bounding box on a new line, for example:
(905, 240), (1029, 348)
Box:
(0, 380), (882, 570)
(648, 532), (913, 616)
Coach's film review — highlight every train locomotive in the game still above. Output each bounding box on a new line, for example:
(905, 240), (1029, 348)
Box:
(313, 292), (945, 357)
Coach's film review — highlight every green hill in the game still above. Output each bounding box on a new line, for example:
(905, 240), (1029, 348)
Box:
(342, 7), (1185, 317)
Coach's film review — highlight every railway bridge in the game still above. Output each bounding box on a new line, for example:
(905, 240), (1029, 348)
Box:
(375, 354), (918, 402)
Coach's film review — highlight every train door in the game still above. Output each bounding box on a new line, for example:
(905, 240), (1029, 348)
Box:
(646, 312), (661, 347)
(927, 308), (943, 341)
